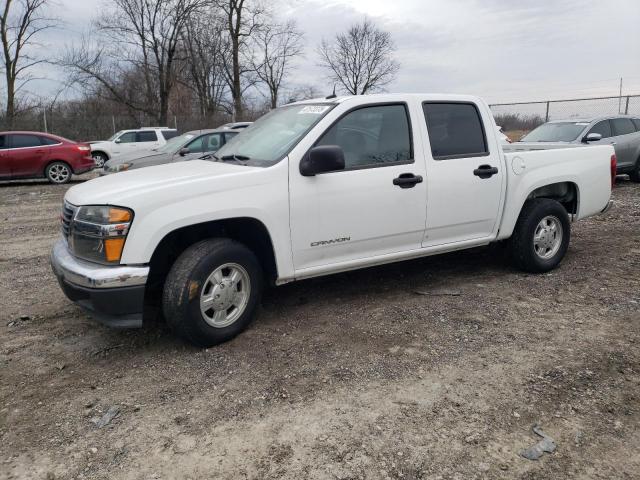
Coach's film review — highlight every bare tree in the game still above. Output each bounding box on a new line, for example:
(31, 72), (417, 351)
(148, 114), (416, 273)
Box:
(318, 18), (399, 95)
(182, 11), (229, 118)
(215, 0), (263, 120)
(62, 0), (204, 125)
(254, 20), (303, 109)
(0, 0), (56, 128)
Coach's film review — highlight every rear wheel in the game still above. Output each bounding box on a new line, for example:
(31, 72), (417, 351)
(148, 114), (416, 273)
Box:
(162, 238), (263, 347)
(45, 161), (72, 184)
(629, 160), (640, 182)
(510, 198), (570, 273)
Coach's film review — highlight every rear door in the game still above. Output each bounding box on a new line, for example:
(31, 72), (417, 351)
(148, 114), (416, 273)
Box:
(420, 101), (505, 246)
(136, 130), (161, 150)
(7, 134), (49, 177)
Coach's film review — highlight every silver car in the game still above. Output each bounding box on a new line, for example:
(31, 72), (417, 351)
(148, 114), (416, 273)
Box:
(101, 128), (239, 174)
(519, 115), (640, 181)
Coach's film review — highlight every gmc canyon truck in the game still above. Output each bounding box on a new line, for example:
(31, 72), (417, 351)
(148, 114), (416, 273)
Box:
(51, 94), (615, 347)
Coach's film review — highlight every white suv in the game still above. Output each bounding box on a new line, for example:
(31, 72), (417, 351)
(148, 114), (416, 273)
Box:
(89, 128), (179, 167)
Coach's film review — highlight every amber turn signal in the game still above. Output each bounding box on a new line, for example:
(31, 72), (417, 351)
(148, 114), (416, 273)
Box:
(104, 237), (126, 262)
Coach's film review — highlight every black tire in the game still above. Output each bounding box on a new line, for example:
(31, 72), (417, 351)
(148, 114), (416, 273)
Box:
(509, 198), (570, 273)
(162, 238), (263, 347)
(45, 161), (72, 184)
(92, 152), (108, 169)
(629, 160), (640, 183)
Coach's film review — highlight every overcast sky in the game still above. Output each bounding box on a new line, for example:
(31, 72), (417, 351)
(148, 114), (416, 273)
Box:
(26, 0), (640, 104)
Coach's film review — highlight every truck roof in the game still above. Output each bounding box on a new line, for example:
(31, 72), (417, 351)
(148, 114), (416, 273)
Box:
(286, 93), (485, 107)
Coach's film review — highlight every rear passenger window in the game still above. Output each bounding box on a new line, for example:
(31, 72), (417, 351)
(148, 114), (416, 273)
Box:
(160, 130), (178, 140)
(10, 134), (42, 148)
(423, 103), (488, 159)
(611, 118), (636, 136)
(588, 120), (612, 139)
(316, 104), (412, 169)
(632, 119), (640, 131)
(137, 131), (158, 142)
(40, 136), (60, 145)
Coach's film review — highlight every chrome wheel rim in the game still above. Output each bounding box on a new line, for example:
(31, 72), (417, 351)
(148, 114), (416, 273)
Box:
(533, 215), (563, 259)
(92, 154), (105, 168)
(200, 263), (251, 328)
(49, 164), (70, 183)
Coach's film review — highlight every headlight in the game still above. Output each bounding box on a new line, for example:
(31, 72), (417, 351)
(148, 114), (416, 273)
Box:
(69, 206), (133, 264)
(107, 163), (131, 172)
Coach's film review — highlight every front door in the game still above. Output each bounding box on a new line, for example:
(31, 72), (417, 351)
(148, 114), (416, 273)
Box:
(112, 131), (138, 156)
(8, 134), (49, 177)
(610, 117), (638, 169)
(420, 101), (505, 246)
(289, 103), (428, 271)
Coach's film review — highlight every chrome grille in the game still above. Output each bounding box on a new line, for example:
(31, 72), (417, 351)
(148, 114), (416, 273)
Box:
(61, 202), (77, 239)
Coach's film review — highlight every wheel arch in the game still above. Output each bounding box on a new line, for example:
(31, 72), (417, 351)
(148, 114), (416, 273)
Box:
(145, 217), (279, 303)
(499, 181), (579, 239)
(44, 159), (73, 175)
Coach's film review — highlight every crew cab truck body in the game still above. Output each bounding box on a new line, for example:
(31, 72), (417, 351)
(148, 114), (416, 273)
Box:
(51, 94), (615, 346)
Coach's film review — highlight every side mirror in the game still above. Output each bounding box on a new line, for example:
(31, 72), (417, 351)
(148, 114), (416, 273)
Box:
(582, 132), (602, 143)
(114, 138), (121, 144)
(300, 145), (345, 176)
(179, 148), (190, 156)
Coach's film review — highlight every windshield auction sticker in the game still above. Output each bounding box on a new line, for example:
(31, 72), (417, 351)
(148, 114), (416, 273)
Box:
(299, 106), (330, 114)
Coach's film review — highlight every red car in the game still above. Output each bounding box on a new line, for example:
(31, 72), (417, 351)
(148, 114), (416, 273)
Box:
(0, 131), (95, 184)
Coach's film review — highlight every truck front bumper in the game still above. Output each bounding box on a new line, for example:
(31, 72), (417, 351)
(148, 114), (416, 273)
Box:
(50, 239), (149, 328)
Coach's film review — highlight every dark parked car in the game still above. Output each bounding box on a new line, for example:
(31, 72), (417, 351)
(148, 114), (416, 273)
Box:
(101, 128), (239, 174)
(0, 131), (95, 184)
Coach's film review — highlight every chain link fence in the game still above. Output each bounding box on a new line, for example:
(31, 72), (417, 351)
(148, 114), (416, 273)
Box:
(489, 95), (640, 133)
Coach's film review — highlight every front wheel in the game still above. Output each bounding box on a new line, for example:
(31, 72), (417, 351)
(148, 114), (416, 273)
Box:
(162, 238), (263, 347)
(92, 152), (108, 168)
(509, 198), (570, 273)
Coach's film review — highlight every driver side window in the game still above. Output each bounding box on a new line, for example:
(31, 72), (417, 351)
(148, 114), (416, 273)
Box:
(316, 104), (413, 169)
(588, 120), (612, 139)
(117, 132), (137, 143)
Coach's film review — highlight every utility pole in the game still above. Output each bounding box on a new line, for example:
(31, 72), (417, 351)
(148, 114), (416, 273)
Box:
(43, 108), (48, 133)
(618, 77), (623, 114)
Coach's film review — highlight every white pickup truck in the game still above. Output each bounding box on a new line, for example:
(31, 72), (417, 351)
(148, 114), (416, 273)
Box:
(51, 94), (615, 347)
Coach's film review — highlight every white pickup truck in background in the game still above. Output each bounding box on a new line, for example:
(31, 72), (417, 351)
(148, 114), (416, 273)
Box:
(51, 94), (615, 347)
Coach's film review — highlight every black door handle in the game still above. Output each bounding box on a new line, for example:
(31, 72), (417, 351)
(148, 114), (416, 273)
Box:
(393, 173), (423, 188)
(473, 164), (499, 179)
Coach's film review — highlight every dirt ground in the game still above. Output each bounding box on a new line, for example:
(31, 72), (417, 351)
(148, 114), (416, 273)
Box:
(1, 173), (639, 480)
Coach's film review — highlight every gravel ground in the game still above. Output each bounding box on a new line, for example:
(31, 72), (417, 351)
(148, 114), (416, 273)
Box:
(0, 174), (639, 480)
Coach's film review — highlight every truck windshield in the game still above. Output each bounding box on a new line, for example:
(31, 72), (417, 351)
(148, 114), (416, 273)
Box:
(214, 103), (336, 166)
(521, 122), (587, 142)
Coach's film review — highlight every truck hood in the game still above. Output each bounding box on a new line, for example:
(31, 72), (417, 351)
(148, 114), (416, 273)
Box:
(65, 160), (261, 206)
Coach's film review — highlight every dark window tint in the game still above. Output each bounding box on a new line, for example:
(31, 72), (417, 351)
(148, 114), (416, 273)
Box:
(588, 120), (612, 139)
(160, 130), (179, 140)
(10, 134), (42, 148)
(137, 131), (158, 142)
(317, 104), (412, 169)
(423, 103), (487, 159)
(0, 135), (7, 149)
(611, 118), (636, 136)
(40, 136), (60, 145)
(632, 119), (640, 131)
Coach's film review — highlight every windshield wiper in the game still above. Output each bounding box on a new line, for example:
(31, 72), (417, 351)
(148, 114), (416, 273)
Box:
(221, 154), (251, 161)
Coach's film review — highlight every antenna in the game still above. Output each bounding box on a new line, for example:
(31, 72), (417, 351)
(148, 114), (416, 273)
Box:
(326, 85), (337, 99)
